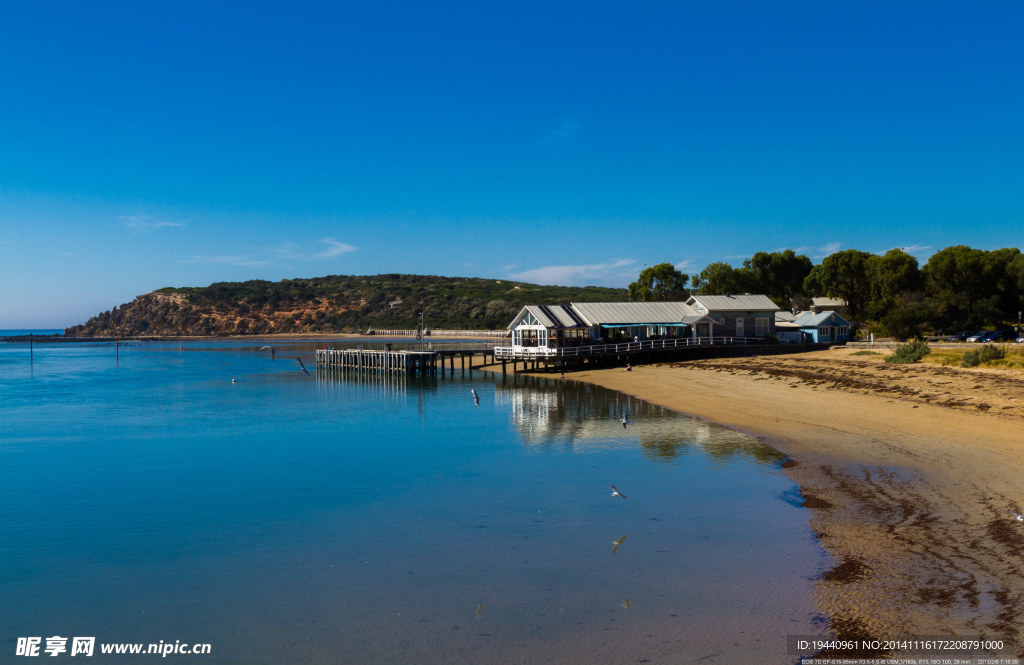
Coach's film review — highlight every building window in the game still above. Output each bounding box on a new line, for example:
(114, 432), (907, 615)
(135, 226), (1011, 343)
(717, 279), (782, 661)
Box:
(755, 318), (769, 336)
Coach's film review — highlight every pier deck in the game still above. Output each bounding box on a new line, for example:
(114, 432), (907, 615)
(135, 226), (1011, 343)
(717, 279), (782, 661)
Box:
(314, 346), (497, 376)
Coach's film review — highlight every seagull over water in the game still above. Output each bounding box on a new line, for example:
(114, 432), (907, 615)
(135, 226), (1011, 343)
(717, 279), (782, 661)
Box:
(611, 484), (627, 500)
(621, 414), (630, 429)
(295, 357), (310, 376)
(471, 388), (480, 407)
(611, 535), (627, 554)
(259, 345), (276, 361)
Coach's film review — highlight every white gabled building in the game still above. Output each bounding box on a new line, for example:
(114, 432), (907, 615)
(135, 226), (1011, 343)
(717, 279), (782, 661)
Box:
(505, 301), (717, 353)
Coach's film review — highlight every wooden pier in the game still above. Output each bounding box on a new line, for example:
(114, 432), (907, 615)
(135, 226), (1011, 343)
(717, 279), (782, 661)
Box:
(315, 345), (497, 377)
(316, 348), (438, 374)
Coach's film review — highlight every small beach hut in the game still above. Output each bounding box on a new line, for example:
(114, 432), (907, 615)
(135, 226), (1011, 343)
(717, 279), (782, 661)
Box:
(774, 310), (851, 343)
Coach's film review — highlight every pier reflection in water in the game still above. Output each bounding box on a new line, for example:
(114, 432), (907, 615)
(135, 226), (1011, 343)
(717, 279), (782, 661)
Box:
(494, 373), (788, 466)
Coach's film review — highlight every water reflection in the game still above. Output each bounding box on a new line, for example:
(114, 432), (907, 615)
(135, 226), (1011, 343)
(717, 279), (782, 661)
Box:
(496, 373), (787, 467)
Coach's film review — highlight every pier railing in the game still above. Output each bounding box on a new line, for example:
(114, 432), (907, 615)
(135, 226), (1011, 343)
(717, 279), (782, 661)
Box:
(493, 336), (765, 359)
(367, 329), (509, 338)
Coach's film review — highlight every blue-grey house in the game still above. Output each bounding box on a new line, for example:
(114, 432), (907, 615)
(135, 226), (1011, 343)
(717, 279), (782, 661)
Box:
(775, 310), (851, 343)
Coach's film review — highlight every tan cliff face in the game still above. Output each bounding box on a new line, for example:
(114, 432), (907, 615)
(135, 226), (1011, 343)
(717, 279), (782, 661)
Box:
(66, 291), (364, 336)
(61, 275), (629, 336)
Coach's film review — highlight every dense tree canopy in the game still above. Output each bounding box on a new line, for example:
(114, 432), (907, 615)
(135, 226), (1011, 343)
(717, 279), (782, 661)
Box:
(803, 249), (873, 318)
(628, 263), (690, 301)
(649, 243), (1023, 339)
(691, 262), (748, 296)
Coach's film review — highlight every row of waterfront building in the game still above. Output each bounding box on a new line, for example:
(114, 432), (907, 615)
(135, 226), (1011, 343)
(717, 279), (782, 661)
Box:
(499, 294), (851, 356)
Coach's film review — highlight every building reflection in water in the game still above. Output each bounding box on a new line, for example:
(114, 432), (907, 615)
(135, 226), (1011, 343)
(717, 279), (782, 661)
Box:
(495, 373), (787, 467)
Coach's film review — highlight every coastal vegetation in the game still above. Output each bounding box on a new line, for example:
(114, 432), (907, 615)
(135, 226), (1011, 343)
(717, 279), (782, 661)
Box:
(67, 243), (1021, 339)
(885, 339), (931, 364)
(649, 244), (1023, 339)
(960, 344), (1005, 368)
(64, 274), (627, 337)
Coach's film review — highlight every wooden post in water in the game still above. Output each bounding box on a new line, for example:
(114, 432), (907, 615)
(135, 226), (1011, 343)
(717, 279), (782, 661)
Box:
(30, 332), (33, 364)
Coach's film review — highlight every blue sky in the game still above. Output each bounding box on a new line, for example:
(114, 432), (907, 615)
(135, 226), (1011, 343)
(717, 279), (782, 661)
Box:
(2, 1), (1022, 328)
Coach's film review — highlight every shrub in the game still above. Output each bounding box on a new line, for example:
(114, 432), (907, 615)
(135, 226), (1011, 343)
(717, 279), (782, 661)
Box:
(885, 339), (931, 364)
(850, 350), (880, 356)
(961, 344), (1005, 368)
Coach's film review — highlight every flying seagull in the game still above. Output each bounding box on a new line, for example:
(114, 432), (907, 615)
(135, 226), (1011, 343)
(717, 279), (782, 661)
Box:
(611, 535), (627, 555)
(1007, 510), (1024, 523)
(471, 388), (480, 407)
(259, 345), (276, 361)
(611, 484), (627, 500)
(621, 414), (630, 429)
(295, 357), (310, 376)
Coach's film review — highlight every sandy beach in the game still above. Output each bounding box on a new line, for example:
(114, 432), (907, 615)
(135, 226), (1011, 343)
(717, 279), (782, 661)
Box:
(492, 347), (1024, 656)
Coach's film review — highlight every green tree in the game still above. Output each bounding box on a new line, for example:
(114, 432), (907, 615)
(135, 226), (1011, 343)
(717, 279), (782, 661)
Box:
(628, 263), (690, 301)
(865, 249), (922, 316)
(692, 261), (748, 295)
(921, 245), (988, 326)
(804, 249), (872, 319)
(742, 250), (813, 306)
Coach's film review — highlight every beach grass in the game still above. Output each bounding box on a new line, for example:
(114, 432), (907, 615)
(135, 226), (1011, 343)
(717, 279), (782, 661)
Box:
(923, 346), (1024, 371)
(885, 339), (931, 364)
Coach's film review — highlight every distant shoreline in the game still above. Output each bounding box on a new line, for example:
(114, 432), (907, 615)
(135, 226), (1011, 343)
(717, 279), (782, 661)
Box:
(2, 332), (503, 343)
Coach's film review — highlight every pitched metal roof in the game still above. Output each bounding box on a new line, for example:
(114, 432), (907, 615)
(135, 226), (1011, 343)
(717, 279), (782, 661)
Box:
(791, 310), (851, 327)
(688, 294), (780, 312)
(811, 297), (848, 308)
(570, 301), (704, 325)
(516, 304), (590, 329)
(775, 311), (797, 322)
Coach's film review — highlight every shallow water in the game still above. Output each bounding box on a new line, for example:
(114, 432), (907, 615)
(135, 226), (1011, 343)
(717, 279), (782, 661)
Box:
(1, 340), (827, 663)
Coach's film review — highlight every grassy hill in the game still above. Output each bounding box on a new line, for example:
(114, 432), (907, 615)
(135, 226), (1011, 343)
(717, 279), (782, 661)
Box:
(65, 274), (628, 336)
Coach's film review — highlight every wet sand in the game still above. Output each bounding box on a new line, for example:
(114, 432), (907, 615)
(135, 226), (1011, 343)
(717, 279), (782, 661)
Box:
(492, 348), (1024, 656)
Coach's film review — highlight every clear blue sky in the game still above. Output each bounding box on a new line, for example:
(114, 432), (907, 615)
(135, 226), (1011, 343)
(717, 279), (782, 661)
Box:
(2, 1), (1022, 328)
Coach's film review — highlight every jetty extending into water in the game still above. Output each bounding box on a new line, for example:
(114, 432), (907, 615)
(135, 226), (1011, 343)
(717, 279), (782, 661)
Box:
(315, 345), (497, 376)
(314, 337), (834, 377)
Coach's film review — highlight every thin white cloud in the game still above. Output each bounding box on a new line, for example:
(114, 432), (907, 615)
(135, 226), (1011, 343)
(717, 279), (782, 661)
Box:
(120, 214), (185, 233)
(509, 259), (638, 287)
(878, 243), (932, 256)
(184, 254), (269, 267)
(315, 238), (357, 259)
(184, 238), (355, 268)
(544, 116), (581, 143)
(790, 241), (843, 260)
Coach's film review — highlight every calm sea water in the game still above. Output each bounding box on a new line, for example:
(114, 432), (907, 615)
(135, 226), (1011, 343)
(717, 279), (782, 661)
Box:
(0, 339), (827, 664)
(0, 329), (64, 337)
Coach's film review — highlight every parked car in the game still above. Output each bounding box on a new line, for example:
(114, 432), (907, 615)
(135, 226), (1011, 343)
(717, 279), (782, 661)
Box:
(984, 330), (1017, 342)
(966, 331), (993, 342)
(948, 330), (981, 342)
(1017, 336), (1024, 344)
